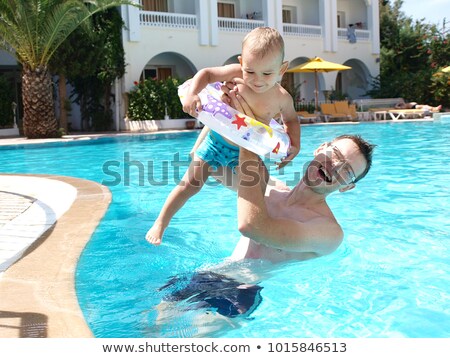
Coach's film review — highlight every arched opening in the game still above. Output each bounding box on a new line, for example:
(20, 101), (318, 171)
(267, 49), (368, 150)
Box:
(142, 52), (197, 81)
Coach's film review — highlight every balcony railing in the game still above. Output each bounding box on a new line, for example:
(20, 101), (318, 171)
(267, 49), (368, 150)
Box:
(140, 11), (197, 29)
(337, 28), (371, 41)
(218, 18), (265, 32)
(283, 23), (322, 38)
(137, 11), (372, 43)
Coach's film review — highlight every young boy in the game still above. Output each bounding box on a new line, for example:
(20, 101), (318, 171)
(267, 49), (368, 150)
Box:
(146, 27), (300, 246)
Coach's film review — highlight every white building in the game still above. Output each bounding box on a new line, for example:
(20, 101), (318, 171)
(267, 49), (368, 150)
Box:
(0, 0), (380, 133)
(120, 0), (380, 115)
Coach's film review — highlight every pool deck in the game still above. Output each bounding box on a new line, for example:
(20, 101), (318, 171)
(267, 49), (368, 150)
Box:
(0, 174), (111, 337)
(0, 130), (198, 338)
(0, 118), (439, 337)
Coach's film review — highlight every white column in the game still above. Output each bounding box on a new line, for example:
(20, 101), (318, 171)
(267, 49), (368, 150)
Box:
(275, 0), (284, 35)
(126, 2), (140, 42)
(210, 0), (219, 46)
(263, 0), (276, 28)
(319, 0), (331, 52)
(330, 0), (338, 52)
(196, 0), (209, 46)
(367, 0), (380, 54)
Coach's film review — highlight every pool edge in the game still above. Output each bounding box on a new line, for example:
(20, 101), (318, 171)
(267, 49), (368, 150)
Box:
(0, 174), (111, 338)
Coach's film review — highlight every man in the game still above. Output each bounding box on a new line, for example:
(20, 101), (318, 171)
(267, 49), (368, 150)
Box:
(154, 90), (375, 334)
(154, 133), (375, 334)
(230, 90), (376, 263)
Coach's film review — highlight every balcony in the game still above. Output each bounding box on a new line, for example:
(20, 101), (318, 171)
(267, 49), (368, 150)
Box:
(218, 18), (265, 32)
(337, 28), (370, 41)
(140, 11), (197, 29)
(137, 11), (371, 42)
(283, 23), (322, 38)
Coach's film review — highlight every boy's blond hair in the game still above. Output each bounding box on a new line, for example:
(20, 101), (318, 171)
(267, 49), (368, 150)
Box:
(242, 27), (285, 61)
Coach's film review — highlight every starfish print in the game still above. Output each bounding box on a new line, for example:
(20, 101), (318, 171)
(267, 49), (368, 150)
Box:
(272, 142), (281, 154)
(232, 115), (247, 130)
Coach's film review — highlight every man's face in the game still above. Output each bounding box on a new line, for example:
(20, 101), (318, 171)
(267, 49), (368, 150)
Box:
(304, 138), (367, 193)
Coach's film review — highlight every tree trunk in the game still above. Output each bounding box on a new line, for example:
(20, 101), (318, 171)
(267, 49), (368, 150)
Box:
(58, 73), (68, 133)
(22, 66), (58, 138)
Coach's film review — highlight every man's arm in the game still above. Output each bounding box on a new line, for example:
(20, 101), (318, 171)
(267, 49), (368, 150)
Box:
(237, 148), (342, 256)
(183, 64), (242, 117)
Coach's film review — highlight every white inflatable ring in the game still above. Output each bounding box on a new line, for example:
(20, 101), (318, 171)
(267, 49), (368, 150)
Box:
(178, 80), (291, 160)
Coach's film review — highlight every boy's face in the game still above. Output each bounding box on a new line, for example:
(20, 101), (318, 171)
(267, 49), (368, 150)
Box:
(238, 49), (288, 94)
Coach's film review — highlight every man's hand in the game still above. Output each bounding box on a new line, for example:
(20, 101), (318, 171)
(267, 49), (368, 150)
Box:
(226, 86), (256, 119)
(182, 92), (202, 118)
(220, 81), (235, 105)
(225, 81), (299, 169)
(220, 79), (246, 105)
(276, 145), (299, 170)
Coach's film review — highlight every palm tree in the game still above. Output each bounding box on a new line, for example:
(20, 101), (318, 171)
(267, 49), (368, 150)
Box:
(0, 0), (135, 138)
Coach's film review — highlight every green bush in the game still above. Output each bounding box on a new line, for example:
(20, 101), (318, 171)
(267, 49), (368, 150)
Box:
(0, 74), (14, 128)
(430, 69), (450, 108)
(127, 77), (188, 120)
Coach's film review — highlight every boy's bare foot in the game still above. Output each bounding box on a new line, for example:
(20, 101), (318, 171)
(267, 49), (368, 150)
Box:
(146, 222), (165, 246)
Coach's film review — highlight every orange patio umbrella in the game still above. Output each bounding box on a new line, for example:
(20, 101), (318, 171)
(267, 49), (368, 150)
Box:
(287, 57), (352, 111)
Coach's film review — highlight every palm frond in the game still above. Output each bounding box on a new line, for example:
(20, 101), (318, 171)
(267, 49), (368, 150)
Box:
(43, 0), (136, 65)
(0, 0), (137, 69)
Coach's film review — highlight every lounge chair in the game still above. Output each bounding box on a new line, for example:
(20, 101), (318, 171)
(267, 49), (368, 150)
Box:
(320, 103), (351, 122)
(296, 111), (319, 124)
(387, 107), (440, 120)
(334, 101), (358, 121)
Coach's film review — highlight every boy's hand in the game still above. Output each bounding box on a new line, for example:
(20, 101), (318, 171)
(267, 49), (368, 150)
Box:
(182, 93), (202, 118)
(276, 145), (299, 170)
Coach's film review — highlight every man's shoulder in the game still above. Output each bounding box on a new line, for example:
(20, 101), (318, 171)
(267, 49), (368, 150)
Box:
(297, 201), (344, 240)
(304, 214), (344, 256)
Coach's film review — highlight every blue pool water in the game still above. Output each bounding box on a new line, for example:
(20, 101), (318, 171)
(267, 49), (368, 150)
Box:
(1, 121), (449, 338)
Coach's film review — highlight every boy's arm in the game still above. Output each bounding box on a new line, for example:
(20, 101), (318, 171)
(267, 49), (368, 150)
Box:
(183, 64), (242, 117)
(278, 94), (301, 169)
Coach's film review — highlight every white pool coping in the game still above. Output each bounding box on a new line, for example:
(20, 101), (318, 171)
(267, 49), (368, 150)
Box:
(0, 175), (77, 273)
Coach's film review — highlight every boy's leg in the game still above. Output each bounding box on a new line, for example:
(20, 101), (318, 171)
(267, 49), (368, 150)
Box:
(146, 155), (212, 246)
(211, 166), (239, 191)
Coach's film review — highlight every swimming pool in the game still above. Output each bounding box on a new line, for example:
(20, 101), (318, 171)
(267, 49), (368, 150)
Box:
(1, 120), (449, 338)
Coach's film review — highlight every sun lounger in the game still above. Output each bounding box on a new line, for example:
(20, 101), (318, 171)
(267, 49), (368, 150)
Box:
(334, 101), (358, 121)
(296, 111), (319, 123)
(320, 103), (351, 122)
(387, 107), (440, 120)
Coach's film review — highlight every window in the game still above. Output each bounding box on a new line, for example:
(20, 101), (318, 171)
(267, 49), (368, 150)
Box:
(282, 6), (296, 23)
(337, 11), (346, 28)
(282, 9), (292, 23)
(141, 0), (168, 12)
(218, 2), (235, 18)
(141, 67), (172, 81)
(143, 69), (157, 80)
(157, 68), (172, 81)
